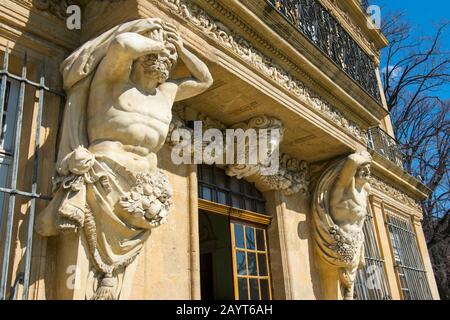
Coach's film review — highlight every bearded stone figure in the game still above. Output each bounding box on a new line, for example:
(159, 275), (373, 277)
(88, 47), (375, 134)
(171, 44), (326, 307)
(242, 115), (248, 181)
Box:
(35, 18), (213, 299)
(312, 151), (372, 300)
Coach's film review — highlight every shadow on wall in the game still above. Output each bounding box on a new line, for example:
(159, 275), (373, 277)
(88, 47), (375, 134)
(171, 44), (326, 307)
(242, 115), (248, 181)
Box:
(280, 191), (322, 299)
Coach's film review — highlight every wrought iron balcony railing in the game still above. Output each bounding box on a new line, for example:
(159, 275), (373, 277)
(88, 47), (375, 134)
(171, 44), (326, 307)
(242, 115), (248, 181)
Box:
(360, 0), (370, 12)
(267, 0), (382, 103)
(368, 127), (405, 169)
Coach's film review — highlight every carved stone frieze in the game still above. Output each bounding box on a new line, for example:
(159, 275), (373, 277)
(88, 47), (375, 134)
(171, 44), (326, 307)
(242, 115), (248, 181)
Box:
(370, 175), (423, 211)
(154, 0), (368, 145)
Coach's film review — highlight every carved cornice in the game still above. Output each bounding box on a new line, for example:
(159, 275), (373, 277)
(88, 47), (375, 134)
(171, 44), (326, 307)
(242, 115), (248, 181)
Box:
(370, 175), (422, 211)
(154, 0), (368, 145)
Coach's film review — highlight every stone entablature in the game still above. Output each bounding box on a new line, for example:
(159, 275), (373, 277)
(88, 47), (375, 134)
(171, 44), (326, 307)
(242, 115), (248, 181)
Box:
(370, 175), (423, 212)
(154, 0), (369, 145)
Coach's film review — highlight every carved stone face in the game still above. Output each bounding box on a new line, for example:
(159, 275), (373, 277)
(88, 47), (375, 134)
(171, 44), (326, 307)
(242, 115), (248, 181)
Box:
(356, 163), (371, 184)
(136, 43), (178, 84)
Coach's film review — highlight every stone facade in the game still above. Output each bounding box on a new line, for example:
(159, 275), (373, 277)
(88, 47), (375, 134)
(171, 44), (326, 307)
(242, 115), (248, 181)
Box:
(0, 0), (440, 300)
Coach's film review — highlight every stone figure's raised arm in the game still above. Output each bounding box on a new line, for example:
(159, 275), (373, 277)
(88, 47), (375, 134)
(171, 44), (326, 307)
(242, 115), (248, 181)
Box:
(161, 23), (213, 101)
(334, 151), (372, 189)
(98, 29), (166, 82)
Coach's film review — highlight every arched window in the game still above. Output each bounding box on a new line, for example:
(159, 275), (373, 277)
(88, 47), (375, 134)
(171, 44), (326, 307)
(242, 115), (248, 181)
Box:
(197, 165), (272, 300)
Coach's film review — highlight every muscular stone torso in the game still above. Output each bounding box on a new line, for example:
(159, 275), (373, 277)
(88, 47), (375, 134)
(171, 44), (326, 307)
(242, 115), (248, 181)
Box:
(87, 78), (173, 173)
(330, 187), (367, 235)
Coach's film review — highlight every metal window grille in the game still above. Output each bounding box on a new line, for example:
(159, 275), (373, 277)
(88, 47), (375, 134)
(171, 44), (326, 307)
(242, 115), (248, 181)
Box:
(354, 209), (391, 300)
(198, 165), (266, 214)
(386, 212), (433, 300)
(0, 46), (64, 300)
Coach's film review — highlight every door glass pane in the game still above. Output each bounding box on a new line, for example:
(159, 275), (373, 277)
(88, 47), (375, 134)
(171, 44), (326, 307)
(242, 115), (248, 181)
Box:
(245, 226), (255, 250)
(260, 279), (270, 300)
(238, 278), (248, 300)
(234, 224), (245, 249)
(249, 278), (259, 300)
(236, 250), (247, 275)
(247, 252), (257, 276)
(256, 229), (265, 251)
(258, 253), (267, 276)
(231, 220), (272, 300)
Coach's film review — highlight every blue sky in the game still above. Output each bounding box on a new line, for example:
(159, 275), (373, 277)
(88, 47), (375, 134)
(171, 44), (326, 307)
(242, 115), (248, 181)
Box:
(371, 0), (450, 99)
(374, 0), (450, 32)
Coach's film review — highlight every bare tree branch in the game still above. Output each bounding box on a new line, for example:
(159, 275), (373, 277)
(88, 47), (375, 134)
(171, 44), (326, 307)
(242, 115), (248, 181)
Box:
(381, 12), (450, 299)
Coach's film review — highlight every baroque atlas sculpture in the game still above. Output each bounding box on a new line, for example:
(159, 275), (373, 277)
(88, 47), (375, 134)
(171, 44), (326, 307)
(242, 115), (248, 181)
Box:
(312, 151), (372, 300)
(36, 18), (213, 300)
